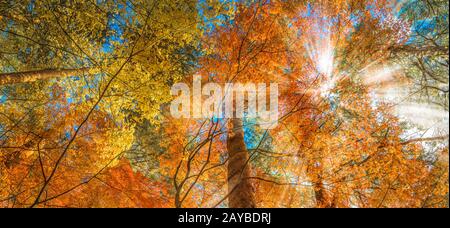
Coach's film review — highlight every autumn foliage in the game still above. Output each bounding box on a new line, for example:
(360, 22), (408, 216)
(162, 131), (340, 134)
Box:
(0, 0), (448, 208)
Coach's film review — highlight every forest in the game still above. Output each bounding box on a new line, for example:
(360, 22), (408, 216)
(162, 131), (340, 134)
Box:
(0, 0), (448, 208)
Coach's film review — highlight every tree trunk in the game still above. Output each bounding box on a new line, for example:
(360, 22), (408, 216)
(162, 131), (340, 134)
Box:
(0, 68), (90, 85)
(309, 157), (335, 208)
(389, 45), (449, 57)
(313, 178), (334, 208)
(227, 118), (256, 208)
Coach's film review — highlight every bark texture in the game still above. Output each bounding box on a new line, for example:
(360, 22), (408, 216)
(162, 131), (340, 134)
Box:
(227, 118), (256, 208)
(0, 68), (89, 85)
(313, 179), (334, 208)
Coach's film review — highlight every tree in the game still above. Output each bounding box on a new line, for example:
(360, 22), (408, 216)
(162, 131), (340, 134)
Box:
(0, 0), (200, 207)
(393, 0), (449, 110)
(165, 0), (448, 208)
(0, 0), (448, 208)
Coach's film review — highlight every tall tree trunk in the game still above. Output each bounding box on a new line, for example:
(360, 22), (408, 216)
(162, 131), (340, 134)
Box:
(313, 178), (334, 208)
(227, 118), (256, 208)
(309, 156), (334, 208)
(0, 68), (89, 85)
(389, 45), (449, 57)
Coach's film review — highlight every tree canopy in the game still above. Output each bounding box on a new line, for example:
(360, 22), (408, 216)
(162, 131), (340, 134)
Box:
(0, 0), (448, 208)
